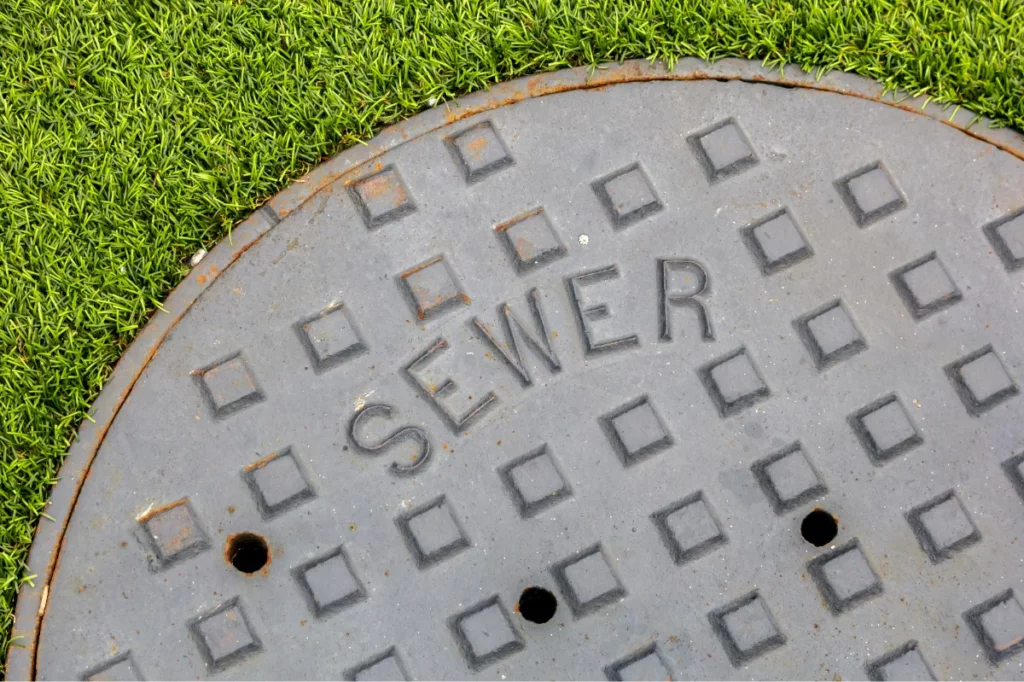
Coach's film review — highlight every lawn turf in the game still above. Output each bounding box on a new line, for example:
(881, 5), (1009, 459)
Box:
(1, 0), (1023, 671)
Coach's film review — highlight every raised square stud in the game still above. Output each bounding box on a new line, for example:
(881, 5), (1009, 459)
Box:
(349, 165), (416, 229)
(294, 545), (365, 618)
(605, 644), (673, 681)
(398, 255), (469, 321)
(866, 641), (936, 681)
(708, 591), (786, 666)
(890, 253), (962, 320)
(194, 353), (265, 420)
(835, 162), (906, 226)
(551, 543), (627, 618)
(344, 647), (409, 681)
(448, 596), (524, 671)
(699, 347), (771, 417)
(188, 597), (262, 672)
(396, 495), (470, 568)
(945, 345), (1019, 416)
(807, 539), (883, 614)
(498, 445), (572, 518)
(81, 652), (143, 681)
(964, 589), (1024, 664)
(849, 394), (922, 464)
(600, 395), (674, 467)
(741, 208), (813, 275)
(495, 208), (567, 273)
(983, 208), (1024, 271)
(295, 303), (367, 373)
(242, 447), (316, 520)
(794, 299), (866, 369)
(907, 490), (980, 563)
(138, 498), (210, 570)
(592, 164), (663, 229)
(1001, 452), (1024, 504)
(752, 442), (828, 514)
(652, 491), (727, 565)
(447, 121), (514, 183)
(688, 118), (759, 182)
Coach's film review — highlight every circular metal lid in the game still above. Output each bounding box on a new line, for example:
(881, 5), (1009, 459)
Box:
(18, 62), (1024, 681)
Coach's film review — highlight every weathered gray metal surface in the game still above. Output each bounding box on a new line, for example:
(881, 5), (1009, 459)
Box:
(10, 60), (1024, 681)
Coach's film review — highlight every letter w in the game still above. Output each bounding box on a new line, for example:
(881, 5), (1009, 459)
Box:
(472, 288), (561, 387)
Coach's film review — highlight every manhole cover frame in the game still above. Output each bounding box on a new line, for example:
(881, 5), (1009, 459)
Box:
(7, 57), (1024, 680)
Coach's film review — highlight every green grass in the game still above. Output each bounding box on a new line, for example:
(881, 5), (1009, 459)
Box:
(1, 0), (1022, 672)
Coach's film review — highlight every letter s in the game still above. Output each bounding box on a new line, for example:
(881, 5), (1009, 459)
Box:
(348, 403), (432, 477)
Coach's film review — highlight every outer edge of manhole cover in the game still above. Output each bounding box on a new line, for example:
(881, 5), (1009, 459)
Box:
(6, 57), (1024, 681)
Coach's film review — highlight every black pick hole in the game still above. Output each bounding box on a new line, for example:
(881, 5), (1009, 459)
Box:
(801, 509), (838, 547)
(226, 532), (269, 573)
(518, 586), (557, 624)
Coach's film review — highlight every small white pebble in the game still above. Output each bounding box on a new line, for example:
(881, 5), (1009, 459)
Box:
(578, 234), (589, 245)
(190, 248), (208, 267)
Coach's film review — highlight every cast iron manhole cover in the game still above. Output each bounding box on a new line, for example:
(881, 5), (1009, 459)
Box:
(12, 61), (1024, 680)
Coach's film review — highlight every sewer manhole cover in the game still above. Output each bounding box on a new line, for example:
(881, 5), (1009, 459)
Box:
(14, 62), (1024, 681)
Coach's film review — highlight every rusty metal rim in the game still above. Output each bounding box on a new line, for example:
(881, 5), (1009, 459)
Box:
(7, 57), (1024, 681)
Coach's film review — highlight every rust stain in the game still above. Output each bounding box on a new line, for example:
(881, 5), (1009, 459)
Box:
(996, 635), (1023, 652)
(391, 183), (407, 206)
(409, 283), (438, 305)
(811, 505), (839, 526)
(443, 69), (1024, 164)
(465, 135), (489, 160)
(164, 523), (194, 555)
(358, 172), (402, 204)
(494, 207), (542, 232)
(514, 236), (535, 257)
(135, 498), (187, 524)
(271, 66), (1023, 226)
(400, 255), (444, 279)
(242, 449), (281, 472)
(444, 65), (680, 126)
